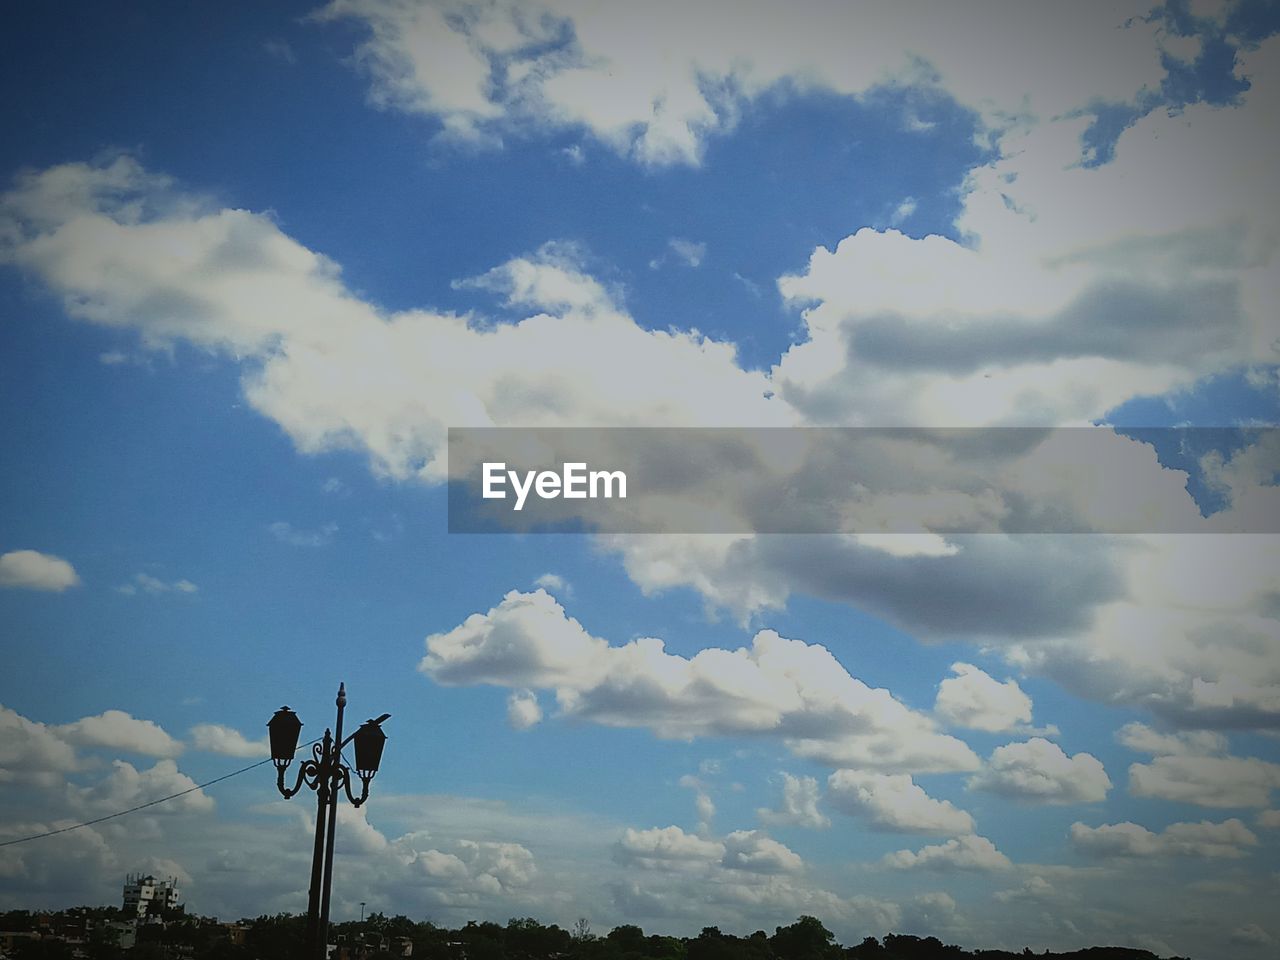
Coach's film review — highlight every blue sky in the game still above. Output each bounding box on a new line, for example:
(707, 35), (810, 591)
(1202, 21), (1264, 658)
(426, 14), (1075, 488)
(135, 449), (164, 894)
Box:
(2, 1), (1280, 956)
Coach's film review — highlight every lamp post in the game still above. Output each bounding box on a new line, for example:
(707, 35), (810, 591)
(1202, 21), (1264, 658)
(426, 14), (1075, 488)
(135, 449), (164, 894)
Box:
(268, 684), (390, 960)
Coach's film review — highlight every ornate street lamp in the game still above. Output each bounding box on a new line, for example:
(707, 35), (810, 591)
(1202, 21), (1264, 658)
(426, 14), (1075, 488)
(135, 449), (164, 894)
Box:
(268, 684), (390, 960)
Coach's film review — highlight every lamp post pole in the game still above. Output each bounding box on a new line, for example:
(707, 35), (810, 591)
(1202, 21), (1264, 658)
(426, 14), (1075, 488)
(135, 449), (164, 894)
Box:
(268, 684), (390, 960)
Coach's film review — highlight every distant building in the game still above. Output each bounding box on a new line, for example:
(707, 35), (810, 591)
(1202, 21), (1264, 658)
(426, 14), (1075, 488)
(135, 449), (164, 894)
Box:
(123, 873), (181, 917)
(105, 920), (139, 950)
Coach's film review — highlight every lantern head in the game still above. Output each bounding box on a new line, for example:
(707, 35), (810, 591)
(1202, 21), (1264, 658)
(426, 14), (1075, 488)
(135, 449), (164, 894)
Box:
(267, 707), (303, 767)
(352, 716), (389, 778)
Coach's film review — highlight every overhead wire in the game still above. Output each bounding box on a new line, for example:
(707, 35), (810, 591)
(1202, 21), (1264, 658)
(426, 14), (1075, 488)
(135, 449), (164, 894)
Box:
(0, 738), (323, 849)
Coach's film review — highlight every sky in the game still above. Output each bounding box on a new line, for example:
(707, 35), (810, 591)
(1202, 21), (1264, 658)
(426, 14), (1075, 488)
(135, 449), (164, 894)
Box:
(1, 1), (1279, 956)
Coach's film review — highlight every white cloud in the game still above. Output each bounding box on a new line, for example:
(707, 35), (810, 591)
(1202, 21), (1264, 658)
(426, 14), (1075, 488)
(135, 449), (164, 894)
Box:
(827, 770), (974, 836)
(678, 774), (716, 831)
(0, 705), (79, 787)
(934, 662), (1034, 733)
(968, 738), (1111, 804)
(399, 837), (538, 897)
(605, 822), (882, 935)
(883, 834), (1011, 871)
(0, 24), (1276, 761)
(505, 689), (543, 730)
(1007, 535), (1280, 730)
(610, 833), (898, 939)
(532, 572), (571, 597)
(720, 829), (802, 874)
(1070, 818), (1260, 859)
(0, 550), (79, 592)
(1116, 722), (1227, 757)
(887, 198), (917, 226)
(617, 823), (806, 882)
(0, 706), (570, 923)
(53, 710), (184, 759)
(189, 723), (270, 758)
(72, 759), (214, 816)
(994, 874), (1056, 903)
(315, 0), (1165, 167)
(0, 158), (786, 487)
(456, 241), (615, 314)
(1128, 755), (1280, 808)
(0, 821), (117, 900)
(116, 573), (198, 596)
(757, 773), (829, 829)
(421, 589), (978, 774)
(668, 238), (706, 268)
(1257, 809), (1280, 829)
(614, 825), (725, 869)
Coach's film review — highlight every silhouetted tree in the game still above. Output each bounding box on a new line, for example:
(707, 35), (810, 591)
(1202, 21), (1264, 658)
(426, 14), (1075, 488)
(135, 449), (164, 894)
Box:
(846, 937), (884, 959)
(771, 917), (839, 960)
(244, 912), (305, 959)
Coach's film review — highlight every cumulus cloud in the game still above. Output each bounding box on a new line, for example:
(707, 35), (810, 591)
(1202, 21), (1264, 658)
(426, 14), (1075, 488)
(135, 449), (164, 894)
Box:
(900, 891), (962, 937)
(0, 821), (117, 899)
(314, 0), (1166, 167)
(607, 533), (1124, 639)
(610, 859), (899, 939)
(505, 690), (543, 730)
(1116, 722), (1227, 757)
(1128, 755), (1280, 808)
(1070, 818), (1259, 859)
(0, 26), (1276, 754)
(721, 830), (803, 874)
(420, 589), (978, 773)
(584, 32), (1280, 732)
(532, 572), (571, 597)
(0, 701), (563, 922)
(934, 662), (1035, 733)
(72, 759), (214, 816)
(606, 822), (885, 935)
(189, 723), (270, 758)
(0, 550), (79, 592)
(1007, 536), (1280, 731)
(0, 705), (79, 787)
(398, 837), (537, 898)
(994, 874), (1056, 904)
(883, 834), (1011, 872)
(0, 157), (784, 488)
(54, 710), (184, 758)
(757, 773), (829, 829)
(826, 771), (974, 836)
(3, 154), (1274, 740)
(770, 32), (1279, 430)
(615, 824), (804, 879)
(968, 738), (1111, 804)
(614, 825), (725, 869)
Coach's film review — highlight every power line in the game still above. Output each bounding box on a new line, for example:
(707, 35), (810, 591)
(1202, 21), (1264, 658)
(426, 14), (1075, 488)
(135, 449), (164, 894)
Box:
(0, 740), (320, 849)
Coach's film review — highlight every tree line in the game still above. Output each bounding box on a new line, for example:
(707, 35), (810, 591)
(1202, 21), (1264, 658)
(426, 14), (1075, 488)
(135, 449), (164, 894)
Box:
(0, 908), (1189, 960)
